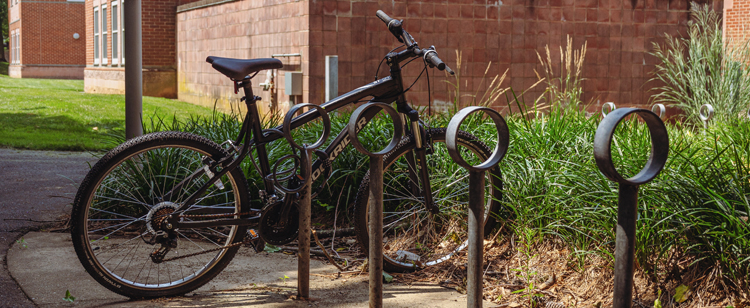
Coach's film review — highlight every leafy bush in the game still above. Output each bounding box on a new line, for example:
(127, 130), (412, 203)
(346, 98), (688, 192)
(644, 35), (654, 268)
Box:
(650, 3), (750, 124)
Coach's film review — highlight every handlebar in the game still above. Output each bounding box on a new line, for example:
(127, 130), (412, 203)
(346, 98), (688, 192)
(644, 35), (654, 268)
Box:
(375, 10), (454, 75)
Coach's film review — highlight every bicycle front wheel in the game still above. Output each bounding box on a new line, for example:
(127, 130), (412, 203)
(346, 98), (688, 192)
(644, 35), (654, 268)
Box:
(354, 128), (503, 272)
(70, 131), (250, 298)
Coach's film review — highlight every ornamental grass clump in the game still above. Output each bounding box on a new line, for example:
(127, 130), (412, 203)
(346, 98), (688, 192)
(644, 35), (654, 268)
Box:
(650, 3), (750, 125)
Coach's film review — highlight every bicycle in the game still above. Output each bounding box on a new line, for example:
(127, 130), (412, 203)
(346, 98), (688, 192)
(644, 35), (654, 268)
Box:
(70, 10), (503, 299)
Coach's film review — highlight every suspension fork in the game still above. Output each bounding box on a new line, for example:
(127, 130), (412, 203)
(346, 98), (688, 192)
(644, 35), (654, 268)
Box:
(402, 110), (438, 214)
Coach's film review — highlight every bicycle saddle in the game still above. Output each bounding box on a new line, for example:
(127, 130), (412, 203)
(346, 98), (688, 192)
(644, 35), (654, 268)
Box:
(206, 56), (283, 80)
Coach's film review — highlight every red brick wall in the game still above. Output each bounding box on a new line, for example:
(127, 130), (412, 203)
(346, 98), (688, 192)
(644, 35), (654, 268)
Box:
(308, 0), (721, 112)
(143, 0), (178, 67)
(724, 0), (749, 50)
(176, 0), (311, 111)
(14, 0), (85, 66)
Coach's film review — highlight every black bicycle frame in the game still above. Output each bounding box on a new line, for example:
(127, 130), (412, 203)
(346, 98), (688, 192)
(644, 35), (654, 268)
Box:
(169, 48), (436, 230)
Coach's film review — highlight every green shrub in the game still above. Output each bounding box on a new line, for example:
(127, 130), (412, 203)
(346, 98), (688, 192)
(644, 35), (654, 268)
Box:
(650, 3), (750, 125)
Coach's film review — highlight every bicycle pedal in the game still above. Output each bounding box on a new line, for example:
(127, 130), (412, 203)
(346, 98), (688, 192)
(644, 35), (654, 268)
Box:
(246, 229), (266, 253)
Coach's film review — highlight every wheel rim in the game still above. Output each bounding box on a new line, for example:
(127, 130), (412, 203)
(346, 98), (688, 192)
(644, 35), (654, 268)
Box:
(83, 144), (242, 290)
(379, 136), (496, 268)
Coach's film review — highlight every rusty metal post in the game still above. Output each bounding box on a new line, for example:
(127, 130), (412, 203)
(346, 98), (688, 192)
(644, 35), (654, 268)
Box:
(467, 170), (485, 307)
(348, 103), (403, 308)
(593, 108), (669, 308)
(297, 148), (312, 299)
(446, 106), (510, 308)
(280, 103), (331, 300)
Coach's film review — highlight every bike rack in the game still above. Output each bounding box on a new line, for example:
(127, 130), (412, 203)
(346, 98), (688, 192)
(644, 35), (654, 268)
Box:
(279, 103), (331, 300)
(699, 104), (714, 131)
(602, 102), (617, 118)
(348, 102), (403, 308)
(651, 103), (666, 119)
(446, 106), (509, 308)
(593, 108), (668, 308)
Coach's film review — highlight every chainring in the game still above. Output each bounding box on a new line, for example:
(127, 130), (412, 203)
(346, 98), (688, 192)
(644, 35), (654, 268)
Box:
(259, 201), (299, 245)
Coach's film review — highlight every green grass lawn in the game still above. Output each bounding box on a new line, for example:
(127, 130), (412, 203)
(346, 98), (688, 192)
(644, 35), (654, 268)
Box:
(0, 63), (216, 151)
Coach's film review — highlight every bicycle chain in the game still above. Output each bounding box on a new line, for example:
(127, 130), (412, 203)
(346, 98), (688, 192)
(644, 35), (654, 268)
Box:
(153, 211), (262, 262)
(178, 210), (260, 219)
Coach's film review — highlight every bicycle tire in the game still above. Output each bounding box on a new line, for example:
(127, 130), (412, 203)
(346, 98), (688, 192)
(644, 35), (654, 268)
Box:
(70, 131), (250, 298)
(353, 128), (503, 272)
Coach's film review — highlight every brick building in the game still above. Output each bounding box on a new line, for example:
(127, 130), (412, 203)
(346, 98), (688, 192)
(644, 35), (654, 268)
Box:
(723, 0), (748, 50)
(175, 0), (728, 114)
(7, 0), (86, 79)
(83, 0), (184, 97)
(77, 0), (735, 113)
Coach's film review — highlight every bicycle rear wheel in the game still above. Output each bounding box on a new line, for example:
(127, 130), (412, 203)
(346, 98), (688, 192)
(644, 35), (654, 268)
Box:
(70, 131), (250, 298)
(354, 128), (503, 272)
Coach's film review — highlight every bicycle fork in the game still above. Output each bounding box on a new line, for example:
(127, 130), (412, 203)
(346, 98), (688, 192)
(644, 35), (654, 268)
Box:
(402, 112), (439, 215)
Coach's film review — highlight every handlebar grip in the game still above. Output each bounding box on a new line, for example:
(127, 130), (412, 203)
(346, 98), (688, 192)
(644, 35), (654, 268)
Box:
(376, 10), (394, 25)
(423, 51), (446, 71)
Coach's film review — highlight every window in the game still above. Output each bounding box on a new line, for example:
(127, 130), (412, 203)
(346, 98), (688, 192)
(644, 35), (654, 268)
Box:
(112, 1), (119, 64)
(13, 31), (20, 65)
(94, 7), (99, 65)
(121, 0), (125, 65)
(102, 5), (108, 65)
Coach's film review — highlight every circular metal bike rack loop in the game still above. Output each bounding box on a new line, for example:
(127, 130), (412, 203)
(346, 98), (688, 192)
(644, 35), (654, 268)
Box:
(651, 103), (665, 119)
(594, 108), (669, 185)
(602, 102), (617, 118)
(348, 102), (403, 157)
(283, 103), (331, 151)
(446, 106), (510, 172)
(593, 107), (669, 308)
(446, 106), (509, 308)
(699, 104), (714, 122)
(278, 103), (332, 300)
(348, 102), (403, 308)
(269, 104), (332, 195)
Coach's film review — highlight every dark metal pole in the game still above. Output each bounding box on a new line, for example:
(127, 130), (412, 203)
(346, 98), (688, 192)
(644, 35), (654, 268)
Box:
(446, 106), (509, 308)
(280, 103), (330, 301)
(467, 170), (485, 308)
(593, 108), (669, 308)
(613, 183), (638, 308)
(369, 156), (384, 308)
(124, 0), (142, 139)
(297, 149), (311, 299)
(348, 102), (403, 308)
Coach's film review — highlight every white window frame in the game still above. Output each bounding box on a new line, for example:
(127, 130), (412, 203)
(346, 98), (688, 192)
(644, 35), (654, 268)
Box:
(111, 1), (119, 65)
(94, 6), (100, 65)
(14, 31), (20, 65)
(121, 0), (125, 65)
(102, 4), (108, 65)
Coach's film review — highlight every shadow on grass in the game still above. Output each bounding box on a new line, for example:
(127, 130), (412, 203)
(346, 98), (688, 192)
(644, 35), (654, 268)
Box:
(1, 61), (8, 75)
(0, 112), (122, 151)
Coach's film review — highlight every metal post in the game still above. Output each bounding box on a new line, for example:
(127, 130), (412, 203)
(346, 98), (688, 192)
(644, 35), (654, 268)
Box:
(298, 148), (312, 299)
(699, 104), (714, 132)
(278, 103), (331, 301)
(467, 170), (485, 308)
(325, 55), (338, 102)
(348, 103), (403, 308)
(612, 183), (638, 308)
(446, 106), (510, 308)
(368, 156), (384, 308)
(593, 108), (669, 308)
(124, 0), (142, 139)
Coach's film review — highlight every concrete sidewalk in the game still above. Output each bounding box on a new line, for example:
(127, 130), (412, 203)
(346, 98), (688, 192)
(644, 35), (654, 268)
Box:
(1, 149), (492, 307)
(8, 232), (489, 307)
